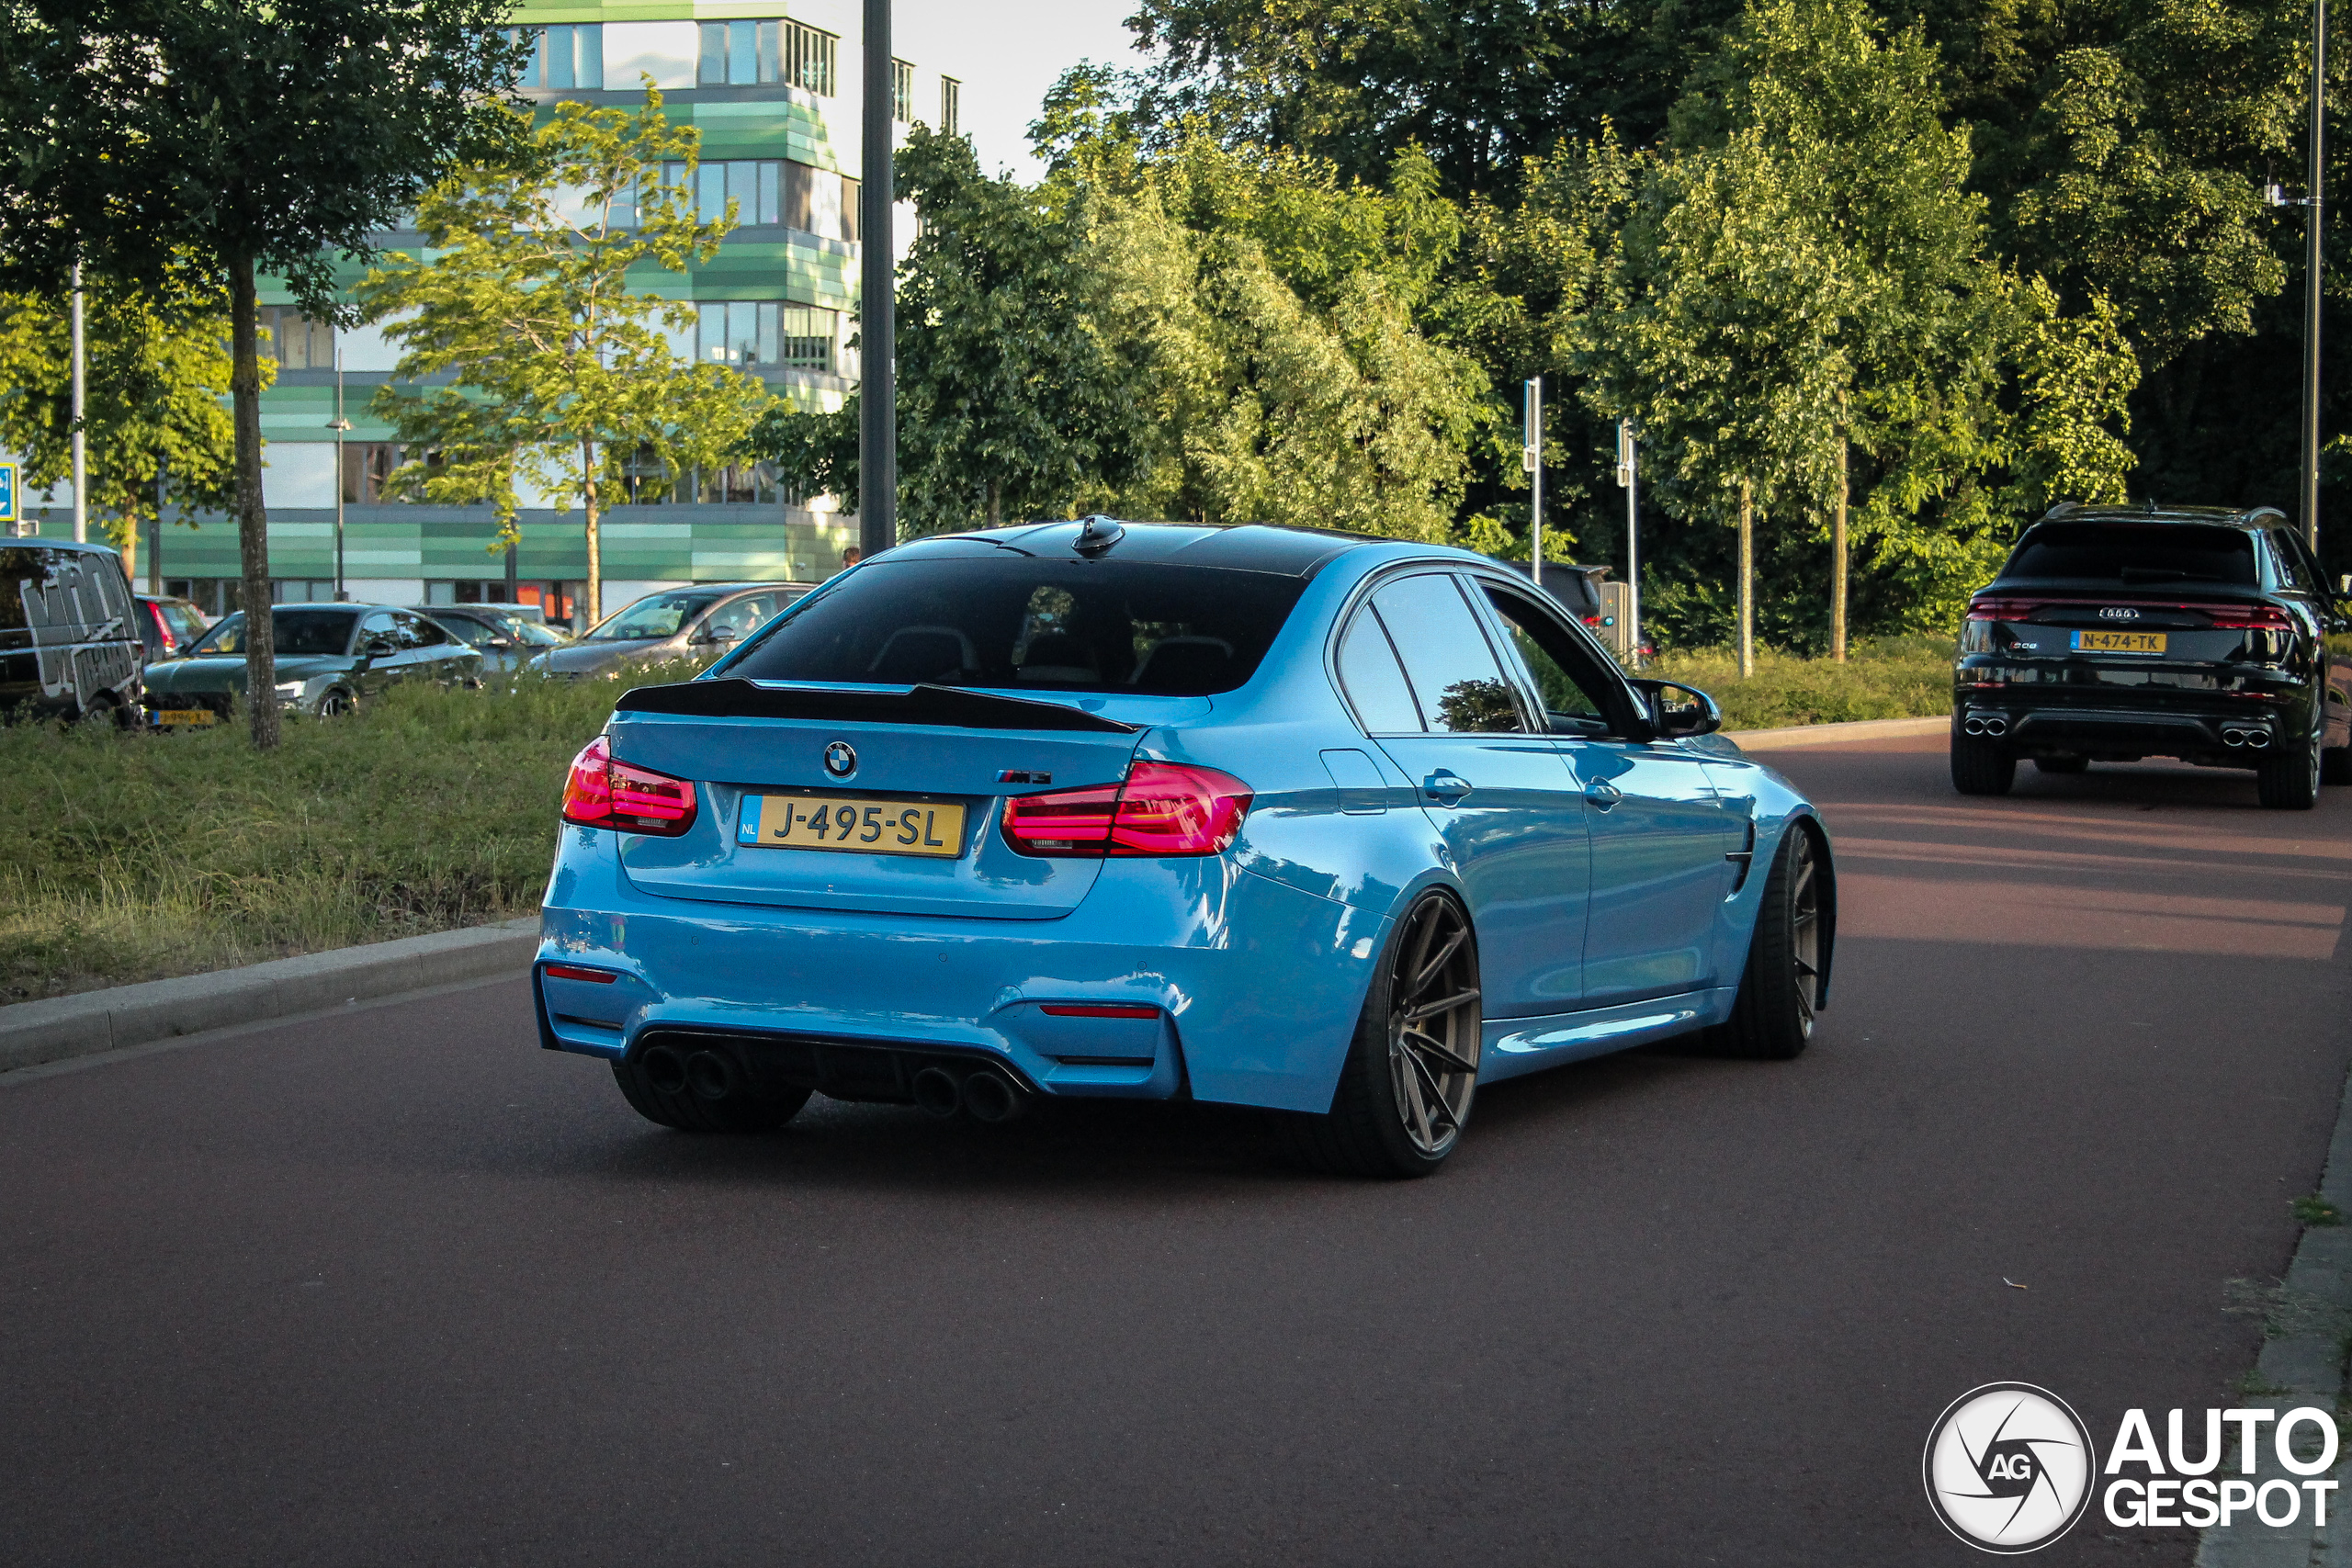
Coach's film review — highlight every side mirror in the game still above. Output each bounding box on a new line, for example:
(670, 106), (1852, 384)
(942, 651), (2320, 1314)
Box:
(1631, 678), (1723, 739)
(698, 624), (740, 645)
(363, 639), (396, 660)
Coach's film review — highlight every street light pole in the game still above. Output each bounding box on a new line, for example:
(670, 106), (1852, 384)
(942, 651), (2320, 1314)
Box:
(1617, 420), (1641, 663)
(857, 0), (896, 557)
(70, 261), (85, 544)
(2302, 0), (2328, 550)
(1523, 377), (1543, 592)
(328, 339), (351, 601)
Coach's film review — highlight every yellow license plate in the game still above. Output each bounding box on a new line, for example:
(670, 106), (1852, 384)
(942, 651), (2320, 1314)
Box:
(2071, 629), (2166, 654)
(738, 792), (968, 858)
(157, 708), (217, 727)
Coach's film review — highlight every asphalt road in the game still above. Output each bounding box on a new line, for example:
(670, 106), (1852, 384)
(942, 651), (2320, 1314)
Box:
(6, 732), (2350, 1567)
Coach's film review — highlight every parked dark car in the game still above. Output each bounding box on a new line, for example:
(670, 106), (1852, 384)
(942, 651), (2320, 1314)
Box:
(417, 603), (573, 673)
(132, 593), (211, 661)
(1951, 503), (2352, 808)
(527, 582), (811, 680)
(0, 539), (144, 723)
(143, 603), (483, 725)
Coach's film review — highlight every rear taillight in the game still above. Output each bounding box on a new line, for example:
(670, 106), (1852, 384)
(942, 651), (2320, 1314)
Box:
(1001, 761), (1251, 858)
(2202, 604), (2295, 631)
(561, 735), (697, 835)
(1965, 596), (2052, 622)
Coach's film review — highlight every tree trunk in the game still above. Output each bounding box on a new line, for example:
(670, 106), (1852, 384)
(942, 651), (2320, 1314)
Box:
(985, 477), (1001, 529)
(1831, 434), (1849, 664)
(118, 505), (139, 583)
(582, 438), (601, 628)
(1738, 480), (1755, 679)
(228, 254), (279, 749)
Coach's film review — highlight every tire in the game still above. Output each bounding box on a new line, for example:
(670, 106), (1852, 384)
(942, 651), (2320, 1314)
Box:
(314, 688), (355, 718)
(2322, 746), (2352, 785)
(1718, 827), (1826, 1061)
(2257, 733), (2323, 811)
(1282, 890), (1481, 1179)
(1951, 731), (2016, 795)
(2034, 755), (2089, 775)
(611, 1049), (810, 1134)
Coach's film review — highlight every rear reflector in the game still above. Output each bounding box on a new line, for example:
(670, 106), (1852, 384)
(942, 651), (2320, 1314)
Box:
(561, 735), (698, 836)
(1002, 761), (1252, 858)
(543, 964), (619, 984)
(1039, 1003), (1161, 1019)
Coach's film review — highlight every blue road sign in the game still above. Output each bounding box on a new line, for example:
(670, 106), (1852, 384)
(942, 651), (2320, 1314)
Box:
(0, 461), (15, 526)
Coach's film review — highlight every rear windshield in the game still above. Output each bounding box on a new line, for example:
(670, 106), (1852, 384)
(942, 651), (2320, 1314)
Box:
(725, 557), (1309, 695)
(2004, 523), (2258, 587)
(190, 610), (357, 657)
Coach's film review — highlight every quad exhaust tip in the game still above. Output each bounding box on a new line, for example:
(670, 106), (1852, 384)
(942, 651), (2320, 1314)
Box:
(1962, 715), (2008, 738)
(910, 1064), (1029, 1123)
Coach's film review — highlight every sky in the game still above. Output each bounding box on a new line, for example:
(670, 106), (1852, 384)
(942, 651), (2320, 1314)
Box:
(896, 0), (1154, 184)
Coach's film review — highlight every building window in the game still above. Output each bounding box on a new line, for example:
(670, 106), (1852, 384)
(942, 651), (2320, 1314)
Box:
(892, 59), (913, 123)
(259, 307), (334, 370)
(695, 301), (837, 372)
(343, 443), (401, 503)
(510, 24), (603, 90)
(940, 76), (960, 136)
(698, 17), (834, 95)
(654, 159), (857, 241)
(699, 460), (791, 504)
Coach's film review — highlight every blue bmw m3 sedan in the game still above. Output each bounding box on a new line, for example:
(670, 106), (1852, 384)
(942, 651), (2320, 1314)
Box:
(534, 519), (1836, 1177)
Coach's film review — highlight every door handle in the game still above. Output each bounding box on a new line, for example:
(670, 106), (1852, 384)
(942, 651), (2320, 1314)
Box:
(1422, 770), (1473, 804)
(1585, 780), (1623, 811)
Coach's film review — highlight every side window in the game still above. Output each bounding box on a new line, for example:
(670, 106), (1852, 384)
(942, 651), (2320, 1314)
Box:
(1335, 607), (1421, 733)
(1479, 584), (1621, 732)
(359, 611), (398, 649)
(1367, 573), (1525, 735)
(401, 612), (449, 647)
(2269, 531), (2311, 592)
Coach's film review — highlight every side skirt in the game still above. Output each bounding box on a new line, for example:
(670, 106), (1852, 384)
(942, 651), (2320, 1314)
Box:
(1477, 987), (1741, 1084)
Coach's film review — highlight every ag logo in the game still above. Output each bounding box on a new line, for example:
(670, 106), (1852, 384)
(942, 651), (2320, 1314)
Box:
(1924, 1383), (2097, 1553)
(822, 740), (857, 779)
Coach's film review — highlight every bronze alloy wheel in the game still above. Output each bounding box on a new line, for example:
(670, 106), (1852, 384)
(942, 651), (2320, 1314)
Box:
(1788, 829), (1822, 1041)
(1385, 894), (1482, 1158)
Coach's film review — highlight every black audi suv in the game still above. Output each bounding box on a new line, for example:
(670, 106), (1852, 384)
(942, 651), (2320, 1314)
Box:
(1951, 503), (2352, 808)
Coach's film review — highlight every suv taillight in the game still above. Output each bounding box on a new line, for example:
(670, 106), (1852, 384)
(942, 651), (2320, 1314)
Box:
(1965, 596), (2055, 622)
(561, 735), (697, 835)
(2202, 604), (2295, 631)
(1001, 761), (1251, 858)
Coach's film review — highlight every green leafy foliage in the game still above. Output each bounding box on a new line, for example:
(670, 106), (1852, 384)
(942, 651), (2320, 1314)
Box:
(0, 269), (243, 574)
(358, 89), (776, 626)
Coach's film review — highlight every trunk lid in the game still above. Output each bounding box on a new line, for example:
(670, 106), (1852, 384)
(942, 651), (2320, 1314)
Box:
(606, 680), (1170, 919)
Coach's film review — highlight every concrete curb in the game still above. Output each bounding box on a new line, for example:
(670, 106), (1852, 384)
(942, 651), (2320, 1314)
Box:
(1726, 715), (1948, 748)
(0, 917), (541, 1077)
(2196, 1061), (2352, 1566)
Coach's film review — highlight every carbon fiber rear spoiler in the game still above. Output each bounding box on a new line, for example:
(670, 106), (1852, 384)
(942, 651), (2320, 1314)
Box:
(613, 678), (1142, 734)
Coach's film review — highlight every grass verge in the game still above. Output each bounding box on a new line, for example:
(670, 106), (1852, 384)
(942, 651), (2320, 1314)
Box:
(1651, 637), (1955, 730)
(0, 670), (670, 1004)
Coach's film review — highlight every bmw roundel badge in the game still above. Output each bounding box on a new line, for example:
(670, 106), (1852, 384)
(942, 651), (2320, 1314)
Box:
(823, 740), (857, 779)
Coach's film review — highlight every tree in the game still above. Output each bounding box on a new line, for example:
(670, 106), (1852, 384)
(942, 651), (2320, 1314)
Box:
(754, 126), (1148, 534)
(0, 271), (243, 581)
(0, 0), (526, 746)
(358, 90), (775, 626)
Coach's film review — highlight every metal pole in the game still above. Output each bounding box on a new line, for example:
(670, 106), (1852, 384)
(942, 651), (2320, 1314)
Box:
(1620, 421), (1640, 663)
(70, 262), (85, 544)
(152, 455), (164, 596)
(1524, 378), (1542, 592)
(331, 340), (347, 601)
(858, 0), (896, 555)
(2303, 0), (2328, 550)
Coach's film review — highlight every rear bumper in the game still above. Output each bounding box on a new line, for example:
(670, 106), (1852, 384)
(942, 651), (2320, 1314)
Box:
(1953, 660), (2316, 760)
(536, 827), (1388, 1113)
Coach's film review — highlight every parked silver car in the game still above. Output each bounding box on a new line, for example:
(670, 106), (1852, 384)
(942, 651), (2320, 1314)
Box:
(527, 583), (811, 680)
